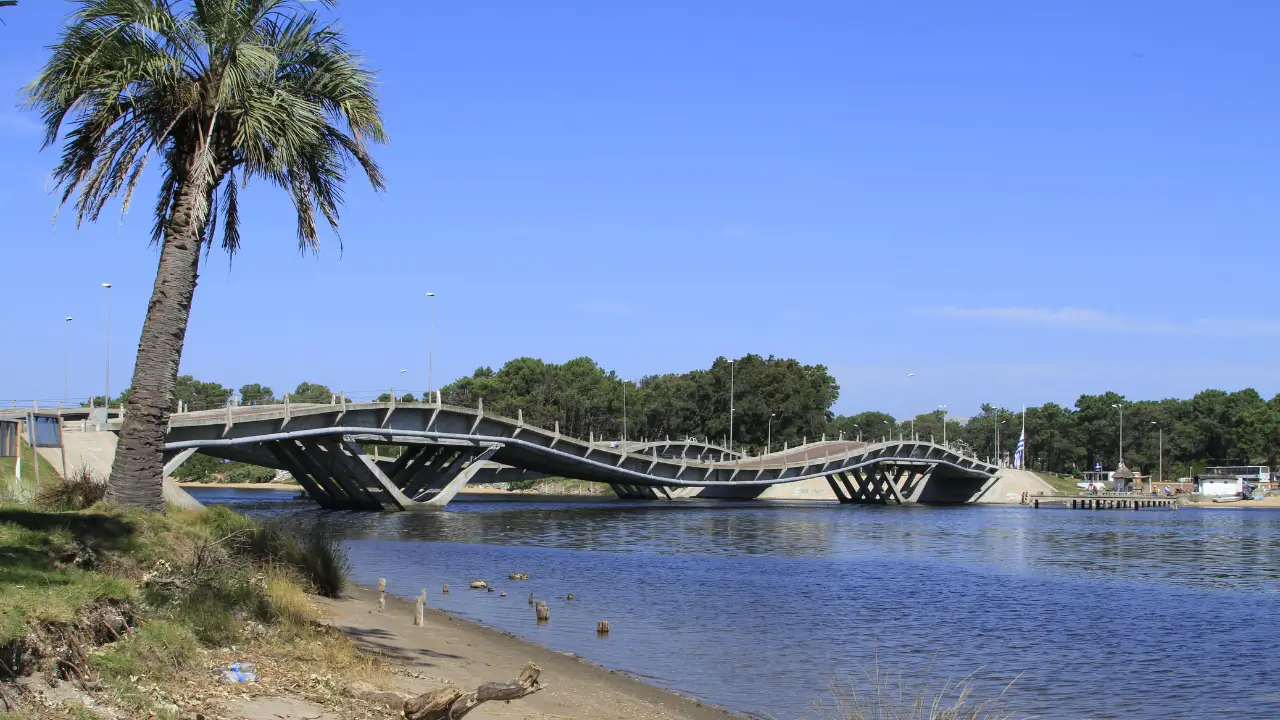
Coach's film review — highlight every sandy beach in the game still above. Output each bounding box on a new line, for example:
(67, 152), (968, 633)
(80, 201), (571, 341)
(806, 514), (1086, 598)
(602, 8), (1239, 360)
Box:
(315, 585), (742, 720)
(1182, 495), (1280, 509)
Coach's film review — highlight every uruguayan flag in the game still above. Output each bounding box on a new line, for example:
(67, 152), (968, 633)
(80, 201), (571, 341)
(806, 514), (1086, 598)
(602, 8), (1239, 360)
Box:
(1013, 428), (1026, 469)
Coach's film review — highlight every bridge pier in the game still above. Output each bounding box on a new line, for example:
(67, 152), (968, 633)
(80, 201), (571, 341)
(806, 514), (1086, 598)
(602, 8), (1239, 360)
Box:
(826, 465), (933, 505)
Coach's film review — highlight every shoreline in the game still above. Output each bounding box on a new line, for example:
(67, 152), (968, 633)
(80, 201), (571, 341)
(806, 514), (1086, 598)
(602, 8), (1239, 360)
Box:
(317, 583), (742, 720)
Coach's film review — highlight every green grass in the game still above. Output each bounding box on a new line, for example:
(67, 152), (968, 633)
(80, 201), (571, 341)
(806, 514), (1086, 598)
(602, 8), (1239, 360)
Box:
(0, 508), (136, 642)
(0, 438), (63, 502)
(1035, 472), (1081, 495)
(0, 502), (358, 718)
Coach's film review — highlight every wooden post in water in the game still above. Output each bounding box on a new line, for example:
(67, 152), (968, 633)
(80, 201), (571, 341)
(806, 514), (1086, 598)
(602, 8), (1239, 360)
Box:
(597, 621), (610, 635)
(535, 601), (549, 623)
(443, 583), (449, 594)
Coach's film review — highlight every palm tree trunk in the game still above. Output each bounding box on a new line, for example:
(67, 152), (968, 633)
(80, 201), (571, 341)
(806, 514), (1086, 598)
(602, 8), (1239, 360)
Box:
(106, 180), (207, 512)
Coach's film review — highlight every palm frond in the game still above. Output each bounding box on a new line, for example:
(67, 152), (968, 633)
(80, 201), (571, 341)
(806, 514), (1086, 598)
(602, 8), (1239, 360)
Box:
(27, 0), (385, 256)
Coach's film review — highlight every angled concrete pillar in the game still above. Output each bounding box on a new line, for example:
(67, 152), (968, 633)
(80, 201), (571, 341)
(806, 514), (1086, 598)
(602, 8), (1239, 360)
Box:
(267, 441), (339, 509)
(405, 447), (473, 499)
(420, 445), (502, 506)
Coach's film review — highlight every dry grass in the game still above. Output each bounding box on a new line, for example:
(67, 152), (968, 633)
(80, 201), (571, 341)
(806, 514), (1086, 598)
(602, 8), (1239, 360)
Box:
(265, 568), (319, 630)
(811, 652), (1026, 720)
(33, 467), (107, 511)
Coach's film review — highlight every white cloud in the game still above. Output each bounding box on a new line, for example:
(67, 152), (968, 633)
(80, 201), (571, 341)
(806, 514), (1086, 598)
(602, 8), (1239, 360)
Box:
(931, 306), (1280, 338)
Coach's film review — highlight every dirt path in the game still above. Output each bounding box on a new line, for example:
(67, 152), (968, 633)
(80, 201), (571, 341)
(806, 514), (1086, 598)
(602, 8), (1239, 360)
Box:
(314, 586), (742, 720)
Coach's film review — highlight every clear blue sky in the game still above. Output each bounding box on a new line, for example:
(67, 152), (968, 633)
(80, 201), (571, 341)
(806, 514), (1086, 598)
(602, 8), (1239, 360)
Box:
(2, 1), (1278, 418)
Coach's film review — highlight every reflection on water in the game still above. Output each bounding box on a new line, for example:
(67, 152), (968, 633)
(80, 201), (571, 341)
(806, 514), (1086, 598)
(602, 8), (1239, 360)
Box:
(195, 488), (1280, 719)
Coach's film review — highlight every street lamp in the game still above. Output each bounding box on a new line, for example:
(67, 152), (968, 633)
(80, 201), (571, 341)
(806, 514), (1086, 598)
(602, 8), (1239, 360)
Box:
(1151, 420), (1162, 493)
(63, 317), (73, 406)
(101, 282), (111, 409)
(939, 404), (948, 445)
(727, 359), (735, 454)
(767, 413), (775, 454)
(851, 424), (860, 442)
(1112, 402), (1125, 466)
(424, 292), (436, 398)
(883, 419), (890, 442)
(621, 378), (628, 444)
(907, 373), (915, 439)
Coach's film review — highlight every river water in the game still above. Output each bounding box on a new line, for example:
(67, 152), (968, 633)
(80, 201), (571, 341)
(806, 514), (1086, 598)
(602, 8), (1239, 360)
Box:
(190, 487), (1280, 719)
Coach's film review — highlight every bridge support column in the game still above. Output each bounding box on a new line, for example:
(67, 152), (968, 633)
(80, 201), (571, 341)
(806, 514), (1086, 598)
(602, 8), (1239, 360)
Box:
(299, 439), (390, 510)
(419, 445), (502, 506)
(266, 441), (338, 509)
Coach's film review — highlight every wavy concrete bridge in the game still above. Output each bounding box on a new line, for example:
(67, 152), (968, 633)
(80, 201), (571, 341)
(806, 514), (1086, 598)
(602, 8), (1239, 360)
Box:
(129, 399), (1002, 511)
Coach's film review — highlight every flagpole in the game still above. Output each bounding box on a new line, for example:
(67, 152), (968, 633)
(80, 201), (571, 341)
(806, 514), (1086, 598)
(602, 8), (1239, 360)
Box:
(1021, 405), (1026, 469)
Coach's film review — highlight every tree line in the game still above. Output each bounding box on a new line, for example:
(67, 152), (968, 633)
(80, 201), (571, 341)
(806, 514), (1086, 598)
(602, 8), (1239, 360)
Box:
(837, 389), (1280, 480)
(440, 354), (838, 448)
(93, 360), (1280, 479)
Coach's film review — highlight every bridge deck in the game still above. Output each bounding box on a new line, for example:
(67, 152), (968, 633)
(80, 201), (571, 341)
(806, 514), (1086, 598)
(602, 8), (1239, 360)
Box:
(131, 401), (999, 511)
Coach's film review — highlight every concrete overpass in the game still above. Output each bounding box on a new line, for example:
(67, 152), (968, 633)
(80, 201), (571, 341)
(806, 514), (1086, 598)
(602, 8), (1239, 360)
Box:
(127, 398), (1001, 511)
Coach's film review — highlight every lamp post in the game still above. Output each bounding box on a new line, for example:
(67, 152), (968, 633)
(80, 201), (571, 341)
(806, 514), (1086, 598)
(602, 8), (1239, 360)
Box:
(727, 359), (735, 454)
(883, 419), (890, 442)
(101, 282), (112, 409)
(621, 379), (628, 444)
(939, 404), (948, 445)
(1112, 402), (1125, 466)
(63, 317), (73, 406)
(424, 292), (436, 398)
(852, 424), (859, 442)
(1151, 420), (1162, 493)
(767, 413), (775, 454)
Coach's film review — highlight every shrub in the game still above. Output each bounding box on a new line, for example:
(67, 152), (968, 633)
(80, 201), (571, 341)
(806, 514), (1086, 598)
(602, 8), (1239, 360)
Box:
(33, 468), (106, 511)
(223, 463), (278, 484)
(296, 522), (350, 598)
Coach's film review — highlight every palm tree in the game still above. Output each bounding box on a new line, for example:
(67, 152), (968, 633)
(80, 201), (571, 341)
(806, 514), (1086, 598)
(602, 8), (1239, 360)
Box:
(27, 0), (386, 511)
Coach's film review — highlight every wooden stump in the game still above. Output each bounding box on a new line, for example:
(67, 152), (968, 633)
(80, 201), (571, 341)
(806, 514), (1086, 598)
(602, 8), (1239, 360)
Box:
(597, 620), (610, 634)
(414, 589), (426, 627)
(535, 601), (549, 622)
(378, 577), (387, 592)
(443, 584), (449, 594)
(378, 592), (386, 614)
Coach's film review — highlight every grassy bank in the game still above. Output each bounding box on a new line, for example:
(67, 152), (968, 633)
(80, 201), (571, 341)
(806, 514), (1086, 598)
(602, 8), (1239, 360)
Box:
(1036, 472), (1080, 495)
(0, 438), (63, 503)
(0, 489), (389, 719)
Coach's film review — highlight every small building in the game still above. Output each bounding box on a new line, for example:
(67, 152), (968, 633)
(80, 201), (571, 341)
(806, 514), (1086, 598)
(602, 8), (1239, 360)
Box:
(1111, 462), (1136, 492)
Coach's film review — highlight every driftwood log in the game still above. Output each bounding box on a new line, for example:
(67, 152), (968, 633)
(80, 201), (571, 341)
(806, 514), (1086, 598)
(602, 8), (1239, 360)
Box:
(403, 663), (543, 720)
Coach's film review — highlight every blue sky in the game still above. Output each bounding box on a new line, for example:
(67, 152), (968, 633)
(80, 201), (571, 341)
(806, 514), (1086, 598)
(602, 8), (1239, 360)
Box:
(2, 1), (1278, 418)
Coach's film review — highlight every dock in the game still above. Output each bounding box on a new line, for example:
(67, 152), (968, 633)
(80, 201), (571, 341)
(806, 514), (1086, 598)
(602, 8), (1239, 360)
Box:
(1030, 494), (1178, 511)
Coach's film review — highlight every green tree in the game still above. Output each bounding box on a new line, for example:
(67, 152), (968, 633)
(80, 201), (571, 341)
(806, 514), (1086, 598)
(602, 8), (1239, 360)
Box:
(172, 375), (231, 410)
(238, 383), (275, 406)
(28, 0), (386, 511)
(291, 382), (334, 404)
(830, 411), (897, 443)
